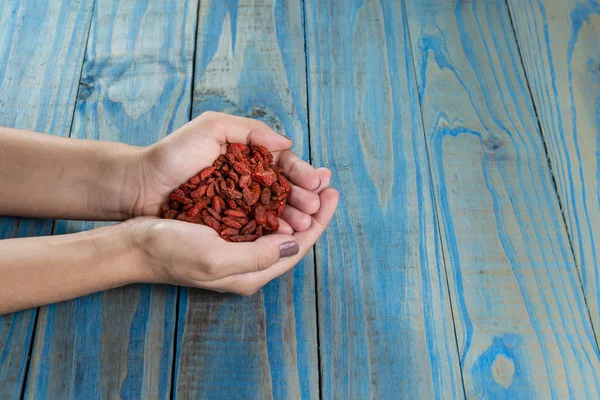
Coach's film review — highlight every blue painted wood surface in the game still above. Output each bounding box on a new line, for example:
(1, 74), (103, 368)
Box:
(507, 0), (600, 334)
(1, 0), (598, 398)
(405, 1), (600, 398)
(23, 1), (198, 399)
(0, 1), (95, 398)
(172, 1), (320, 398)
(304, 0), (464, 397)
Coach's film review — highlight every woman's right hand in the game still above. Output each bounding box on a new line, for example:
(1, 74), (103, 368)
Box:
(126, 187), (339, 295)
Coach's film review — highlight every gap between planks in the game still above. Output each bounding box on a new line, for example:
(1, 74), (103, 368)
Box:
(300, 0), (324, 398)
(503, 0), (600, 352)
(400, 1), (467, 397)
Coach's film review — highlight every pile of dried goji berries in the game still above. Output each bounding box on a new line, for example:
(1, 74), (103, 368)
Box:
(159, 143), (291, 242)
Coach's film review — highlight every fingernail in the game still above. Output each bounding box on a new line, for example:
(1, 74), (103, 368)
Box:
(280, 241), (299, 258)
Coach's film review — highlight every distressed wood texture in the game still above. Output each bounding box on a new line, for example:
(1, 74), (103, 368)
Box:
(23, 1), (198, 399)
(173, 1), (319, 399)
(507, 0), (600, 332)
(304, 0), (464, 398)
(406, 0), (600, 398)
(0, 1), (94, 398)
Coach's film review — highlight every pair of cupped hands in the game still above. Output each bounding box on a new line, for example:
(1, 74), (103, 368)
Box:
(128, 112), (339, 295)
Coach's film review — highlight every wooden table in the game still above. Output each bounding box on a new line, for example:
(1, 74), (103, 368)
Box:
(1, 0), (599, 398)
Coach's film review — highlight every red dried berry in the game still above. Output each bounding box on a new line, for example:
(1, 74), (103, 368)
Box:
(160, 143), (291, 242)
(224, 209), (247, 218)
(221, 228), (240, 236)
(200, 166), (216, 180)
(222, 217), (244, 229)
(266, 213), (279, 232)
(260, 187), (271, 205)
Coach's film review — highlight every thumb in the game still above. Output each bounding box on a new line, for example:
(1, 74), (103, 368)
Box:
(210, 234), (299, 278)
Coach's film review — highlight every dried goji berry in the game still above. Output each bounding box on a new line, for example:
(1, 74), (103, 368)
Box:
(224, 209), (247, 218)
(228, 170), (239, 183)
(229, 234), (259, 242)
(189, 175), (201, 185)
(253, 168), (278, 187)
(213, 196), (225, 214)
(254, 205), (267, 225)
(160, 203), (170, 214)
(260, 187), (271, 205)
(220, 228), (240, 236)
(222, 217), (243, 229)
(164, 209), (179, 219)
(202, 215), (221, 231)
(241, 220), (256, 235)
(275, 201), (285, 216)
(233, 162), (252, 176)
(206, 181), (216, 198)
(223, 188), (243, 200)
(207, 207), (222, 221)
(160, 142), (291, 242)
(170, 193), (192, 204)
(186, 203), (202, 217)
(191, 185), (207, 199)
(200, 166), (216, 180)
(239, 174), (251, 189)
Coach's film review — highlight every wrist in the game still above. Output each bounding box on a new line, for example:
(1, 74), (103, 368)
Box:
(102, 144), (148, 220)
(86, 221), (146, 286)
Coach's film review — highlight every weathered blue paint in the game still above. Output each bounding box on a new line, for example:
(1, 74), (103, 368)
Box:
(304, 0), (464, 398)
(0, 1), (95, 397)
(23, 1), (198, 399)
(406, 0), (600, 397)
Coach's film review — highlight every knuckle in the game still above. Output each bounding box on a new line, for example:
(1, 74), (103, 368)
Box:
(305, 194), (320, 214)
(253, 248), (275, 271)
(254, 119), (270, 131)
(203, 253), (223, 277)
(288, 158), (302, 176)
(200, 110), (219, 120)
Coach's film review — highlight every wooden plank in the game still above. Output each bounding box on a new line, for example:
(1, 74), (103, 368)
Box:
(23, 1), (199, 398)
(405, 0), (600, 398)
(507, 0), (600, 334)
(304, 0), (464, 398)
(0, 1), (94, 398)
(173, 1), (319, 398)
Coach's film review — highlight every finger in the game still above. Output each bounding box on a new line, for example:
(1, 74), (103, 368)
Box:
(276, 150), (320, 190)
(200, 111), (292, 151)
(281, 204), (312, 232)
(314, 168), (332, 193)
(211, 189), (339, 293)
(288, 184), (321, 215)
(278, 218), (294, 235)
(206, 233), (299, 279)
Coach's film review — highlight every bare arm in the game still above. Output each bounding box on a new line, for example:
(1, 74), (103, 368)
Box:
(0, 127), (141, 220)
(0, 113), (338, 315)
(0, 223), (139, 314)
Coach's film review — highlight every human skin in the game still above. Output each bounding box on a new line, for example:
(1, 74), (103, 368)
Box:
(0, 112), (339, 314)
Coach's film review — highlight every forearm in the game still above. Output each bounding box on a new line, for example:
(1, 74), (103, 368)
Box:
(0, 223), (142, 314)
(0, 127), (143, 220)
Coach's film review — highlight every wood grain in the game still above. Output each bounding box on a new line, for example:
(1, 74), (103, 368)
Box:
(507, 0), (600, 335)
(304, 0), (464, 398)
(0, 1), (94, 398)
(173, 1), (319, 398)
(23, 1), (198, 398)
(405, 0), (600, 397)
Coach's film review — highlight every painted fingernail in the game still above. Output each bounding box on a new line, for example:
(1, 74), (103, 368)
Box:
(280, 241), (299, 258)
